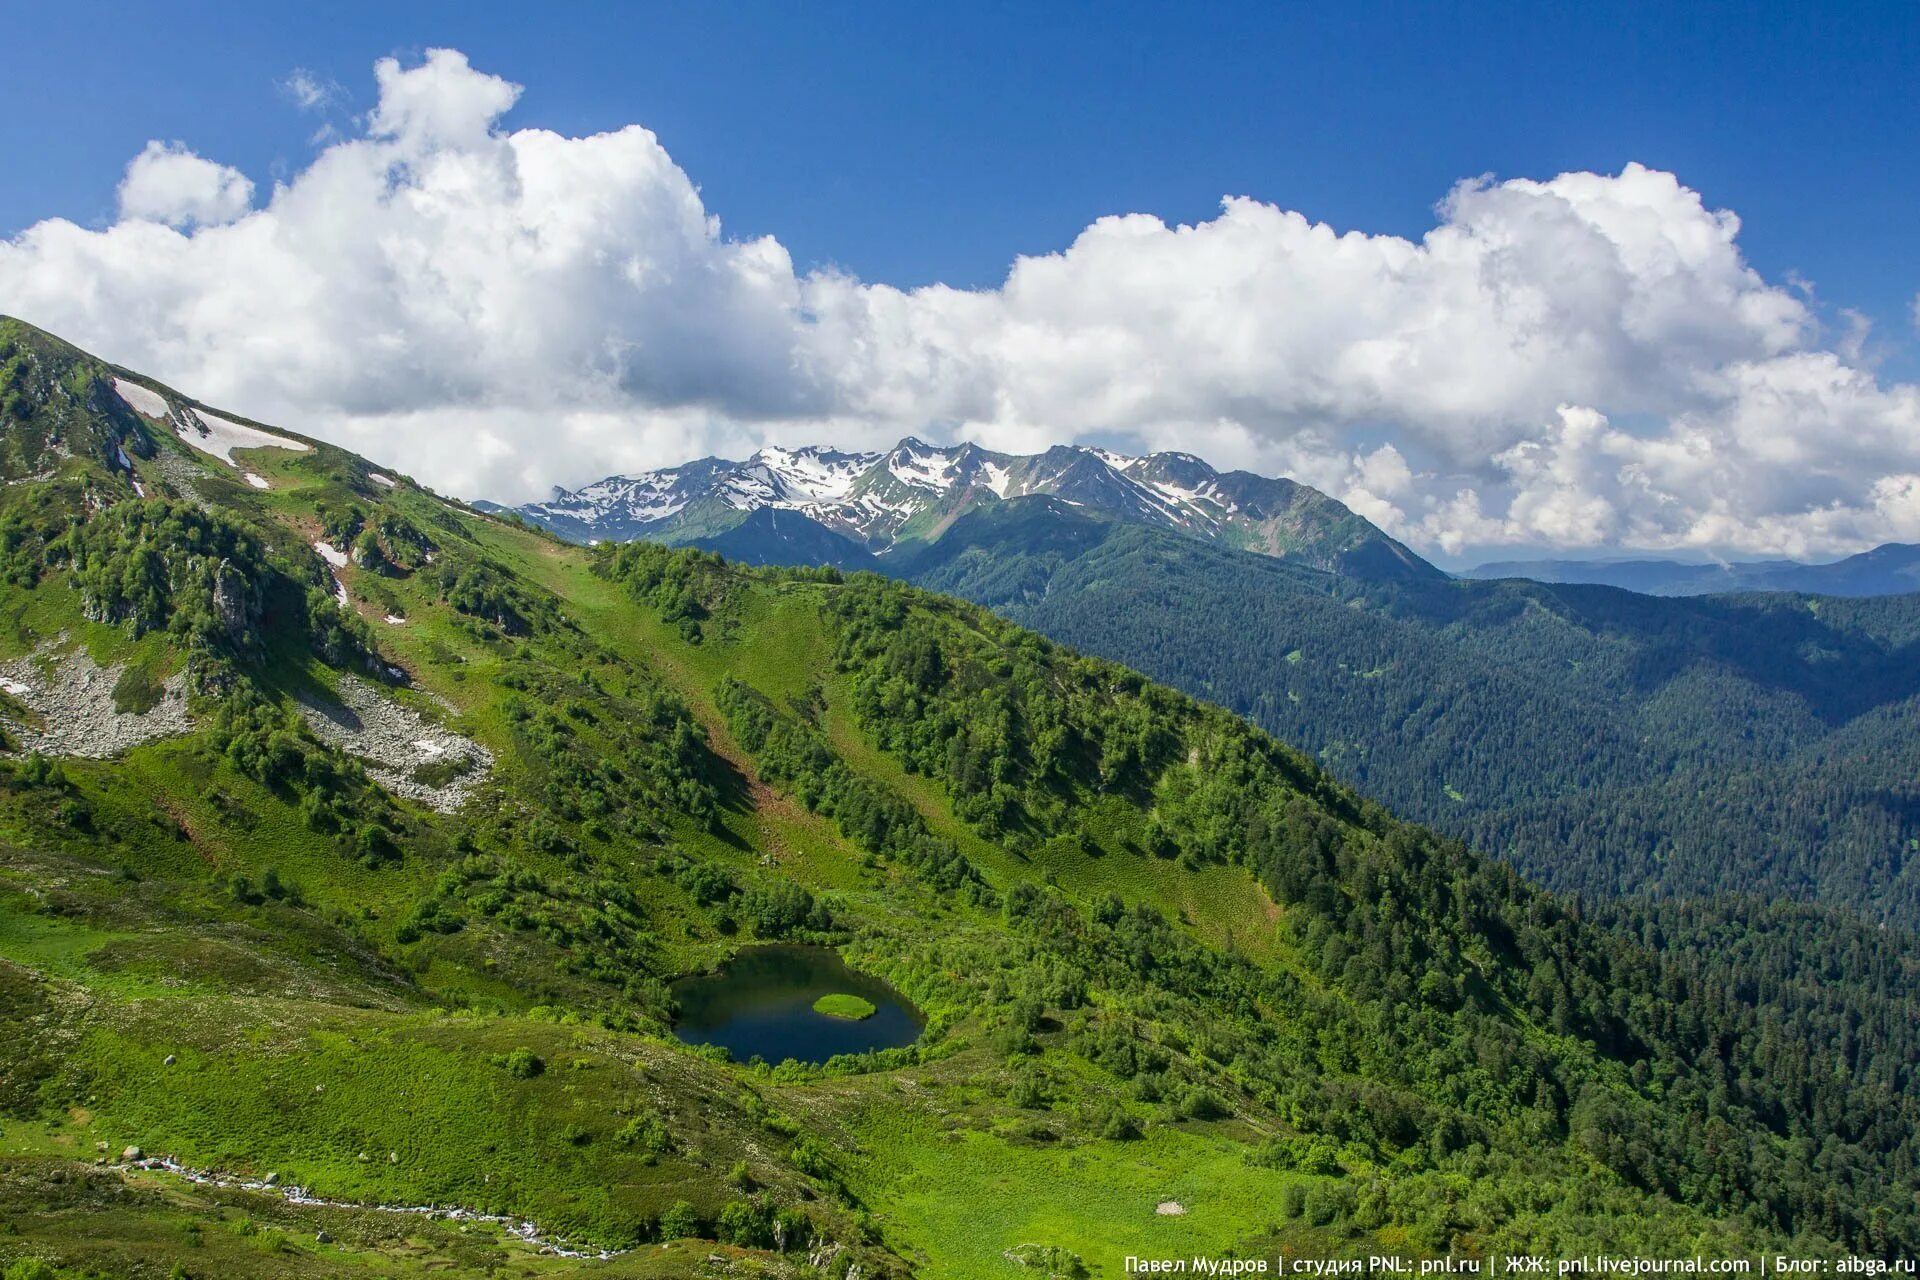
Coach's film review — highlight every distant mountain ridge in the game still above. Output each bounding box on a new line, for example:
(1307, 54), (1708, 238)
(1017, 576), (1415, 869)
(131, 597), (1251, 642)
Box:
(491, 437), (1443, 582)
(1467, 544), (1920, 597)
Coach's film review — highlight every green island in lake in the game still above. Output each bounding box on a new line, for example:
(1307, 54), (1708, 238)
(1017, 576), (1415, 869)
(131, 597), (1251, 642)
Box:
(811, 993), (878, 1020)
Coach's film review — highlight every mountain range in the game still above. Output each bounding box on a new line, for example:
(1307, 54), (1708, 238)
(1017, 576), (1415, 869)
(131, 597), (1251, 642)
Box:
(499, 441), (1920, 602)
(1465, 545), (1920, 596)
(489, 438), (1443, 582)
(2, 315), (1919, 1275)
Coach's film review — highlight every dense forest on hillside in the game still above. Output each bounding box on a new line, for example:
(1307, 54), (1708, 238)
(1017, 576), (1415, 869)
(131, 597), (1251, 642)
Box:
(901, 500), (1920, 927)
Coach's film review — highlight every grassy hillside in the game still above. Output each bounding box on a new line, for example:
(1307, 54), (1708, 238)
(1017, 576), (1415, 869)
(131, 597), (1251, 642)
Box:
(0, 318), (1917, 1277)
(901, 498), (1920, 926)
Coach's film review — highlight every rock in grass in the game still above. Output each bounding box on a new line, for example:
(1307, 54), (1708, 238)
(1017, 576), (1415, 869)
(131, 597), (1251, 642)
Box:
(316, 1230), (334, 1244)
(122, 1145), (142, 1160)
(811, 992), (877, 1021)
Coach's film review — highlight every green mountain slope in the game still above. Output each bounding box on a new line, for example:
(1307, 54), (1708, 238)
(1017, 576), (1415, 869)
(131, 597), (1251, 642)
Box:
(899, 498), (1920, 927)
(0, 319), (1917, 1276)
(0, 320), (157, 481)
(684, 505), (877, 570)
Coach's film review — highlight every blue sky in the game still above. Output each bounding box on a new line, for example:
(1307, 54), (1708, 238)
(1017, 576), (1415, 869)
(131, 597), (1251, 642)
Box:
(4, 2), (1919, 561)
(8, 1), (1915, 340)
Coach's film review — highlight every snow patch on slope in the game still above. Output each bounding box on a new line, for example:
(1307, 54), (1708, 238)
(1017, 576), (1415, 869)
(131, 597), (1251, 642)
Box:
(720, 467), (778, 509)
(112, 378), (169, 420)
(752, 445), (876, 501)
(174, 407), (311, 468)
(1143, 478), (1225, 523)
(541, 473), (688, 524)
(887, 442), (959, 491)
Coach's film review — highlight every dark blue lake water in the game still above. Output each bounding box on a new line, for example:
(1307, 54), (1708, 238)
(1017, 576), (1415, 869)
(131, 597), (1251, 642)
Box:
(669, 944), (924, 1065)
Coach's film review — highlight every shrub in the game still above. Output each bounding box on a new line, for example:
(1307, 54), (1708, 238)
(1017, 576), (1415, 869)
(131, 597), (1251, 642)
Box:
(494, 1047), (545, 1078)
(742, 878), (821, 937)
(615, 1111), (673, 1155)
(1100, 1106), (1141, 1141)
(715, 1197), (774, 1248)
(658, 1200), (702, 1241)
(1179, 1087), (1227, 1120)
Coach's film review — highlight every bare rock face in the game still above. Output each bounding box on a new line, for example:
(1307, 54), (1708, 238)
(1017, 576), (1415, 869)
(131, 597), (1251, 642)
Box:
(0, 649), (191, 758)
(297, 676), (493, 812)
(210, 558), (256, 642)
(149, 448), (212, 509)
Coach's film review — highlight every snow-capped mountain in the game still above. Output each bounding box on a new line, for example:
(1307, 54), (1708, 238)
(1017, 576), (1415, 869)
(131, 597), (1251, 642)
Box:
(503, 448), (881, 544)
(494, 438), (1441, 581)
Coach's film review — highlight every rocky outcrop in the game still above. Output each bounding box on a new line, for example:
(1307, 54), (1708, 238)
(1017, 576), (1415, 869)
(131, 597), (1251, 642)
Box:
(0, 649), (191, 758)
(210, 558), (254, 642)
(296, 676), (492, 812)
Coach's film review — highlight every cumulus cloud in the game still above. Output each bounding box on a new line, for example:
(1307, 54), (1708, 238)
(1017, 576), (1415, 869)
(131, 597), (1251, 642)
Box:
(4, 47), (1918, 561)
(115, 141), (254, 228)
(367, 48), (521, 150)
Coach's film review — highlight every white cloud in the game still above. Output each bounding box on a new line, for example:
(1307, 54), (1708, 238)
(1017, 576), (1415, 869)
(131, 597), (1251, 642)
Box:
(115, 141), (254, 228)
(5, 47), (1919, 561)
(367, 48), (521, 151)
(278, 68), (343, 112)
